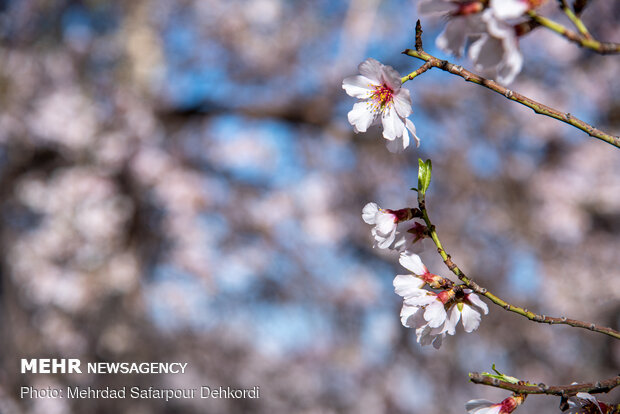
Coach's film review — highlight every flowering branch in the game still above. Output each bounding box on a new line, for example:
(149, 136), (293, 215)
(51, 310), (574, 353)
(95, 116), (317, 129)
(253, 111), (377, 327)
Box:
(415, 184), (620, 341)
(402, 21), (620, 150)
(527, 11), (620, 54)
(469, 372), (620, 397)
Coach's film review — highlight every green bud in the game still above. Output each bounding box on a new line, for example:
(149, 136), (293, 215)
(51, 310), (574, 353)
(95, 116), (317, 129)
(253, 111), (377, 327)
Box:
(417, 158), (432, 195)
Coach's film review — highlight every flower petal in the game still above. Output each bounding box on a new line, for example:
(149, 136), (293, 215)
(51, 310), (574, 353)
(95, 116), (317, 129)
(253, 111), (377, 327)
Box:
(469, 35), (503, 69)
(404, 293), (436, 307)
(444, 305), (461, 335)
(342, 75), (376, 98)
(399, 252), (427, 275)
(362, 202), (379, 224)
(437, 18), (468, 57)
(381, 108), (404, 141)
(386, 135), (406, 153)
(466, 293), (489, 315)
(393, 274), (426, 298)
(380, 64), (403, 91)
(401, 304), (427, 328)
(405, 118), (420, 148)
(424, 300), (447, 328)
(375, 226), (397, 248)
(465, 400), (500, 414)
(461, 304), (482, 333)
(497, 40), (522, 85)
(358, 58), (383, 83)
(490, 0), (529, 19)
(347, 101), (375, 133)
(431, 334), (443, 349)
(393, 88), (412, 118)
(375, 212), (396, 234)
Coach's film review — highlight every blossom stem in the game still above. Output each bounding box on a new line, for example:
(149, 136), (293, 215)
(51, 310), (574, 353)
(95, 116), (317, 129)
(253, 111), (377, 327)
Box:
(527, 11), (620, 53)
(401, 47), (620, 150)
(417, 194), (620, 341)
(469, 372), (620, 396)
(557, 0), (591, 38)
(401, 62), (432, 83)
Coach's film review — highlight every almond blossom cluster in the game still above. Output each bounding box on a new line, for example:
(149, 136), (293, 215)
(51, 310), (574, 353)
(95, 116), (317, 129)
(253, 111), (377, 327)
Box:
(419, 0), (548, 84)
(362, 203), (488, 349)
(395, 251), (488, 348)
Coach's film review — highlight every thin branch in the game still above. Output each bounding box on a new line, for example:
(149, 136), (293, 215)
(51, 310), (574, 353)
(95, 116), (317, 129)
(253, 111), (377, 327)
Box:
(400, 61), (431, 83)
(557, 0), (591, 38)
(469, 373), (620, 397)
(401, 47), (620, 150)
(528, 11), (620, 54)
(416, 197), (620, 341)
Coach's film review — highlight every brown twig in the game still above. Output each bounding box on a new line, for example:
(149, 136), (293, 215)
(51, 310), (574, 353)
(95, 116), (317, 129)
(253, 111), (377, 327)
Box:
(469, 373), (620, 397)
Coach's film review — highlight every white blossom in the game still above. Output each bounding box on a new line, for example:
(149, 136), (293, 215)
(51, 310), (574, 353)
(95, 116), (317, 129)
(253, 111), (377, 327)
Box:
(418, 0), (486, 57)
(362, 202), (413, 249)
(343, 58), (420, 152)
(418, 0), (525, 84)
(469, 9), (523, 84)
(466, 395), (524, 414)
(567, 392), (606, 414)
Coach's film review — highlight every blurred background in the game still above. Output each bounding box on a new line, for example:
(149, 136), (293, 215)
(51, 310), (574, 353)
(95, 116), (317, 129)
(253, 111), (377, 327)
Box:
(0, 0), (619, 413)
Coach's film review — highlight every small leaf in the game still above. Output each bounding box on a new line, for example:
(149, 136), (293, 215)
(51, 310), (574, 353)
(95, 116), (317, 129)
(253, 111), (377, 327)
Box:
(417, 158), (432, 195)
(482, 365), (521, 384)
(410, 187), (419, 192)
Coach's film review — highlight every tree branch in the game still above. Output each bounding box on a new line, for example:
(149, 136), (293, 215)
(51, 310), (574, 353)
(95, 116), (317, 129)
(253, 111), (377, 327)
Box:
(402, 45), (620, 149)
(469, 373), (620, 397)
(416, 196), (620, 341)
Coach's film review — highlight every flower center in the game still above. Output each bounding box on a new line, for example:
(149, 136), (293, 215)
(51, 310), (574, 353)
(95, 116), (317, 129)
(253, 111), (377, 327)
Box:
(370, 84), (394, 111)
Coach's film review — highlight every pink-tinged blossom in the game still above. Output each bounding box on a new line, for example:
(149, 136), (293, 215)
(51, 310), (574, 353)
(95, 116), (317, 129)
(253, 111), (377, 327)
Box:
(362, 202), (413, 249)
(567, 392), (608, 414)
(342, 58), (420, 152)
(466, 395), (525, 414)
